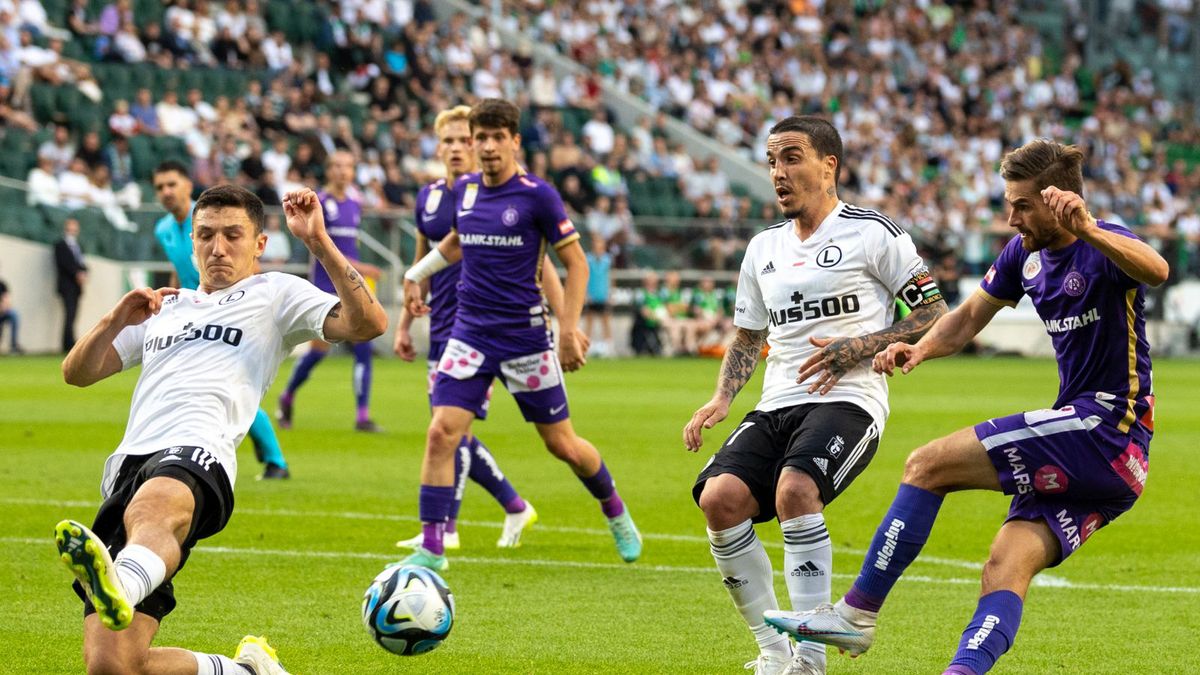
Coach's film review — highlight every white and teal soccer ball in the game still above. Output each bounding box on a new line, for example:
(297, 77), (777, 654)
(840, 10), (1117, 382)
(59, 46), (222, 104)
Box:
(362, 565), (455, 656)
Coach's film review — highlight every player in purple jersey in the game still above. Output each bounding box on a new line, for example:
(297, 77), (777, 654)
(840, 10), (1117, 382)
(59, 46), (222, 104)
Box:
(393, 105), (540, 551)
(764, 141), (1168, 674)
(398, 99), (641, 571)
(277, 150), (385, 432)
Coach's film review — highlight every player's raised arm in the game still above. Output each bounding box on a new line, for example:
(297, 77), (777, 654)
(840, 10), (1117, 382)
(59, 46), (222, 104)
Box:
(1042, 186), (1169, 287)
(283, 188), (387, 342)
(683, 326), (768, 451)
(63, 287), (179, 386)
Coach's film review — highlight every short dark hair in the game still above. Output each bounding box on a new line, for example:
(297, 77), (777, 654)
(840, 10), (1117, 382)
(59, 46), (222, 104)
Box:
(152, 159), (191, 179)
(193, 184), (266, 235)
(768, 116), (844, 183)
(469, 98), (521, 136)
(1000, 140), (1084, 196)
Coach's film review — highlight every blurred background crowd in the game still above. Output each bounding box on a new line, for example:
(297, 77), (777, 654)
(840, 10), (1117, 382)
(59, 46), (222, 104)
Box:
(2, 0), (1200, 355)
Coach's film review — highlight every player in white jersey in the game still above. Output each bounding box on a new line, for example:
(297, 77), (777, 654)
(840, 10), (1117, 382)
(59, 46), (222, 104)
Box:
(53, 185), (387, 675)
(682, 116), (948, 675)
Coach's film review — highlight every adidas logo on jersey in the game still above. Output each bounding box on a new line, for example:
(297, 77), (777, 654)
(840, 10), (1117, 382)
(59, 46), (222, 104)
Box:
(761, 261), (776, 275)
(789, 561), (823, 577)
(722, 576), (748, 589)
(813, 457), (829, 474)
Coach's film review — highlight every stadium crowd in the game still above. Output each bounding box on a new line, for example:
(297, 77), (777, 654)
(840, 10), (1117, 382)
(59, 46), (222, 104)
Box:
(2, 1), (1199, 298)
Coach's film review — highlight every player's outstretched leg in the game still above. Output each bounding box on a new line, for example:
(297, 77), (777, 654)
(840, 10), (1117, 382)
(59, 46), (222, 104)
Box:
(466, 436), (536, 548)
(235, 635), (291, 675)
(55, 519), (135, 631)
(352, 341), (381, 432)
(765, 483), (944, 655)
(249, 408), (290, 479)
(537, 420), (641, 562)
(277, 346), (327, 428)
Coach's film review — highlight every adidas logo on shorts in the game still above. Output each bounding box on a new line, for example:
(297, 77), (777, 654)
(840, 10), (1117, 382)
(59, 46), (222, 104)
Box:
(813, 457), (829, 474)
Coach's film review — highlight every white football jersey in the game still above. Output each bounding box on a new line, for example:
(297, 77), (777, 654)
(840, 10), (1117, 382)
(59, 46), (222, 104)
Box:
(110, 272), (339, 488)
(734, 201), (931, 427)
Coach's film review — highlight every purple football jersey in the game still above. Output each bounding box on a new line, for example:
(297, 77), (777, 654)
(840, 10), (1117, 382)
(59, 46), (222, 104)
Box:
(415, 177), (460, 342)
(310, 188), (363, 292)
(452, 171), (579, 337)
(978, 221), (1154, 438)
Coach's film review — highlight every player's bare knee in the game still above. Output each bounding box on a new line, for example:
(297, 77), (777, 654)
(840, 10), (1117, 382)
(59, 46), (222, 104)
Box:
(775, 469), (823, 518)
(543, 436), (578, 465)
(85, 649), (145, 675)
(425, 422), (460, 458)
(901, 442), (944, 490)
(698, 478), (755, 528)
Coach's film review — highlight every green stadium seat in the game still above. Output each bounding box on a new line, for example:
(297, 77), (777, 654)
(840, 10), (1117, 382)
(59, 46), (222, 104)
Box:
(129, 135), (157, 180)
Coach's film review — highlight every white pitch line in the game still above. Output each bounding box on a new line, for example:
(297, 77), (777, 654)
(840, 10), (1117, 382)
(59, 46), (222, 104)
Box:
(8, 535), (1199, 595)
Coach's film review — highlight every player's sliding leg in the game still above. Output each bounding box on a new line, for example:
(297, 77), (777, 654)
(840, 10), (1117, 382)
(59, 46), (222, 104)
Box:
(942, 520), (1054, 675)
(766, 428), (999, 656)
(277, 342), (328, 429)
(535, 418), (641, 562)
(82, 615), (290, 675)
(776, 469), (831, 674)
(697, 474), (793, 675)
(248, 408), (289, 479)
(396, 406), (474, 571)
(466, 435), (536, 548)
(351, 341), (380, 432)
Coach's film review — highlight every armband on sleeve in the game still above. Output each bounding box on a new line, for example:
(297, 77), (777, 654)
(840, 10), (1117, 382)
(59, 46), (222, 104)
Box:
(897, 267), (944, 309)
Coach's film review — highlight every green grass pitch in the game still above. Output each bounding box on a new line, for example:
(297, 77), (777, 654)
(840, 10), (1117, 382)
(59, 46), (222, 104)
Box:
(1, 354), (1197, 673)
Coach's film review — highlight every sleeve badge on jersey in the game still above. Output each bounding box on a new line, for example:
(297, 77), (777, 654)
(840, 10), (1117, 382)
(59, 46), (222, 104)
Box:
(425, 189), (442, 214)
(558, 219), (575, 235)
(462, 183), (479, 210)
(984, 266), (996, 284)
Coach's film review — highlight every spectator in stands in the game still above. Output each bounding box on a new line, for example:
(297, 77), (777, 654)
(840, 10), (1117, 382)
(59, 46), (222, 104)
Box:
(27, 150), (61, 206)
(0, 274), (23, 355)
(690, 275), (732, 357)
(262, 28), (293, 71)
(103, 133), (135, 191)
(0, 76), (37, 132)
(37, 123), (75, 175)
(107, 98), (137, 137)
(582, 108), (615, 157)
(157, 89), (198, 136)
(76, 130), (104, 170)
(631, 270), (665, 356)
(260, 212), (292, 266)
(261, 135), (291, 195)
(66, 0), (99, 40)
(660, 270), (698, 356)
(583, 235), (614, 357)
(130, 87), (161, 135)
(558, 172), (592, 217)
(58, 157), (93, 209)
(53, 217), (87, 353)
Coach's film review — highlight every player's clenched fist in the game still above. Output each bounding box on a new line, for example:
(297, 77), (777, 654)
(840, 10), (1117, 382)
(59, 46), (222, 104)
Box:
(282, 188), (327, 242)
(111, 287), (180, 327)
(683, 397), (731, 452)
(872, 341), (925, 376)
(1041, 186), (1096, 237)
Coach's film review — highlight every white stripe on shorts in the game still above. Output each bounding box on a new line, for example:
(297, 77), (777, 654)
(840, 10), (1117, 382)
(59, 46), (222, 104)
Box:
(833, 420), (879, 489)
(978, 415), (1102, 451)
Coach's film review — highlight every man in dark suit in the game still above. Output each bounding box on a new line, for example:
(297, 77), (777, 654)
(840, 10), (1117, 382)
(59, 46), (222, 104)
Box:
(53, 217), (88, 353)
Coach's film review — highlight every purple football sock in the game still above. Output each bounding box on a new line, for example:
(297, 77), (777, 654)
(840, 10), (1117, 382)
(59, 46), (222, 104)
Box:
(284, 349), (326, 395)
(352, 341), (373, 416)
(579, 462), (625, 518)
(947, 591), (1023, 674)
(418, 485), (455, 555)
(466, 436), (524, 513)
(845, 483), (943, 612)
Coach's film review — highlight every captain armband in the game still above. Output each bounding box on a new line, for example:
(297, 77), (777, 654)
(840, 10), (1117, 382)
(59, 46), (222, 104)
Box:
(897, 267), (944, 309)
(403, 249), (450, 283)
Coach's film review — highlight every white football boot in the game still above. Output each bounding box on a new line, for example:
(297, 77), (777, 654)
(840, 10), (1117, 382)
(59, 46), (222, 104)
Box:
(763, 599), (877, 657)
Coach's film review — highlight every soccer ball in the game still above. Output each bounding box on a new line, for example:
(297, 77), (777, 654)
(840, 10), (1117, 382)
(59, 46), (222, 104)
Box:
(361, 565), (455, 656)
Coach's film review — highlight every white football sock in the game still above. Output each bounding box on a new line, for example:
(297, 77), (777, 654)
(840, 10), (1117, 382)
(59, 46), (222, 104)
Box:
(782, 513), (832, 667)
(113, 544), (166, 607)
(709, 520), (791, 657)
(193, 651), (250, 674)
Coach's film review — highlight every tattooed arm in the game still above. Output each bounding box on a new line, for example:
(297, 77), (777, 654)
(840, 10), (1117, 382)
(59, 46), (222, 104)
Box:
(796, 299), (948, 395)
(282, 188), (388, 342)
(683, 326), (768, 451)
